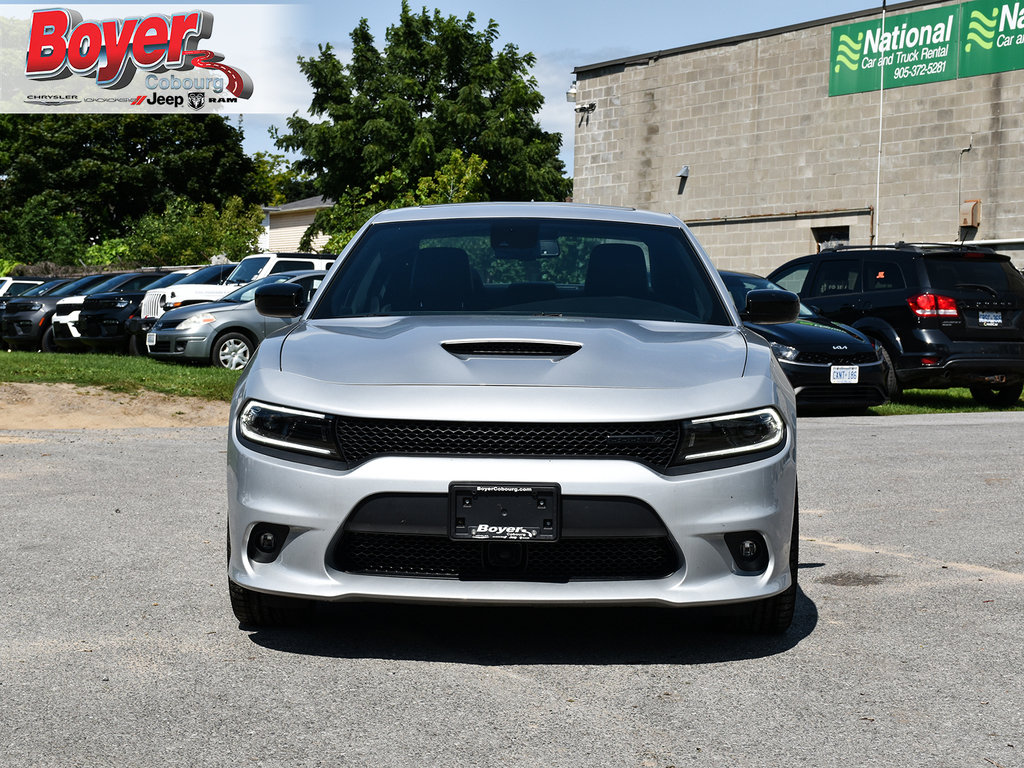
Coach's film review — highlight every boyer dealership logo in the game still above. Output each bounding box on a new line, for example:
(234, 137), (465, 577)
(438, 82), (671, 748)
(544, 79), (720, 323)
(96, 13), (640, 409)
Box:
(24, 8), (253, 103)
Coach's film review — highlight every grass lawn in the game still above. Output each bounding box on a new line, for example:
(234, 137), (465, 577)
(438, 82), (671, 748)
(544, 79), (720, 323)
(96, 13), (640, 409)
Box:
(0, 350), (241, 402)
(3, 350), (1022, 414)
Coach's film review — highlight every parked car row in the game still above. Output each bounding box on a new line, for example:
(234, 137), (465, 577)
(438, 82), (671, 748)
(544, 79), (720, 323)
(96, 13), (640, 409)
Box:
(768, 243), (1024, 407)
(1, 252), (336, 366)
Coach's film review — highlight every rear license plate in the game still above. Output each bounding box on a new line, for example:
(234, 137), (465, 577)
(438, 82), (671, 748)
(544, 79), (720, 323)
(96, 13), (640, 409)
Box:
(979, 311), (1002, 327)
(449, 483), (560, 541)
(830, 365), (859, 384)
(146, 332), (156, 348)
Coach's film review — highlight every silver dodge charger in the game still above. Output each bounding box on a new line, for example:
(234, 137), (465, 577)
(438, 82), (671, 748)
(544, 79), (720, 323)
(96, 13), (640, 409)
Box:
(227, 203), (801, 632)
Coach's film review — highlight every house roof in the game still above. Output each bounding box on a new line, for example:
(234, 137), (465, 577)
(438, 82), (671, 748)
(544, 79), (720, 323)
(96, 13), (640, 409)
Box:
(264, 196), (334, 214)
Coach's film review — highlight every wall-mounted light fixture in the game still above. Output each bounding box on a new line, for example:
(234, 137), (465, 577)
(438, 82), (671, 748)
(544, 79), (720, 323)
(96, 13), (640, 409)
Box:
(676, 165), (690, 195)
(565, 82), (577, 103)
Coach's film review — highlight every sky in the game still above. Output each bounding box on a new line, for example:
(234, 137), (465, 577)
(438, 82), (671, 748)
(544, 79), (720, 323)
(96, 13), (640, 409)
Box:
(235, 0), (875, 176)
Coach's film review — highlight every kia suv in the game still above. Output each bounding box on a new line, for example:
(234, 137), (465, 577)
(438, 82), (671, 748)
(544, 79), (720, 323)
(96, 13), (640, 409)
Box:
(768, 244), (1024, 407)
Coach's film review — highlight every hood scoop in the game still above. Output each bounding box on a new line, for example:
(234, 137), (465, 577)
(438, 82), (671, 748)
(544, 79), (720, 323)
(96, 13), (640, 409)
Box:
(442, 340), (582, 359)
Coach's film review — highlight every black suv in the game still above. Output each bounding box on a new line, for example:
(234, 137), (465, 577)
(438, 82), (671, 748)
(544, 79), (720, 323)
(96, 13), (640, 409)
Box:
(768, 244), (1024, 407)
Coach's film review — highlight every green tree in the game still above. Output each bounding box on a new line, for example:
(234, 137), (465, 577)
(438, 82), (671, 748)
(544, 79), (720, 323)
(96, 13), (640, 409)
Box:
(250, 151), (319, 207)
(125, 196), (264, 266)
(307, 150), (487, 252)
(0, 114), (263, 262)
(277, 2), (570, 205)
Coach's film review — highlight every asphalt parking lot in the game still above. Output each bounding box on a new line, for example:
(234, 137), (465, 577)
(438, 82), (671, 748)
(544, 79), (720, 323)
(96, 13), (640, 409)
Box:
(1, 413), (1022, 768)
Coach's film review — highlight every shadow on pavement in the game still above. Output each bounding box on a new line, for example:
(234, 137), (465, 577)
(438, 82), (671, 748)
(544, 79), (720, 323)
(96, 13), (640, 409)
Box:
(246, 586), (818, 666)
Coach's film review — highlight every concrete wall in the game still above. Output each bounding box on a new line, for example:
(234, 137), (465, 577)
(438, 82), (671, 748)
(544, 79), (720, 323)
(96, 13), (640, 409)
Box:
(572, 0), (1024, 275)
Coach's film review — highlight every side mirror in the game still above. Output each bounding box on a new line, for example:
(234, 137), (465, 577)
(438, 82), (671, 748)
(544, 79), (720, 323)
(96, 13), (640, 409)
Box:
(741, 289), (800, 324)
(255, 282), (307, 318)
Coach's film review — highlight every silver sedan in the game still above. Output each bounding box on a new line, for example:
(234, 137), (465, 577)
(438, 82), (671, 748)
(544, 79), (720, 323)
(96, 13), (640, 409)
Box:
(227, 204), (800, 632)
(147, 271), (325, 369)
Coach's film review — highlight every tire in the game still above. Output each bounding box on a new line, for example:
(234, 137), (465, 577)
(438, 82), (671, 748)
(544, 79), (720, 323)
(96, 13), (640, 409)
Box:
(227, 528), (310, 627)
(738, 494), (799, 635)
(877, 345), (903, 402)
(40, 325), (59, 353)
(228, 578), (311, 628)
(127, 334), (146, 357)
(211, 331), (255, 370)
(969, 383), (1023, 408)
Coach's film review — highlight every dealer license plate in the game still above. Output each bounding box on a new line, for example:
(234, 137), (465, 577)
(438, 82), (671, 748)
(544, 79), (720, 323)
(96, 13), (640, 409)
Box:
(146, 332), (156, 348)
(830, 365), (859, 384)
(979, 311), (1002, 327)
(449, 483), (560, 541)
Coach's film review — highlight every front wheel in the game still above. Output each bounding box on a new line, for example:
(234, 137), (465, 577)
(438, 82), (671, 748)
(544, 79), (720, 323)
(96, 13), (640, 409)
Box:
(40, 325), (59, 353)
(737, 497), (799, 635)
(969, 383), (1023, 408)
(228, 579), (311, 628)
(211, 332), (254, 370)
(877, 345), (903, 402)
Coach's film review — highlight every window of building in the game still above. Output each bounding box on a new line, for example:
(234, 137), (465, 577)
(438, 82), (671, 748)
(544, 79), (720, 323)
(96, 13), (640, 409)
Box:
(812, 226), (850, 252)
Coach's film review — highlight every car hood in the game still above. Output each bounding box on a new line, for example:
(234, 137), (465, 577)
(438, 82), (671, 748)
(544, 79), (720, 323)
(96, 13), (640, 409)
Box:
(275, 316), (747, 389)
(745, 316), (871, 348)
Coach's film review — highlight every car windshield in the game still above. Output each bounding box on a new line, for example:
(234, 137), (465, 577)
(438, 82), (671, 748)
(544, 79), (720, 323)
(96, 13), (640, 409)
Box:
(82, 274), (135, 294)
(226, 257), (268, 283)
(145, 272), (189, 289)
(47, 275), (109, 297)
(220, 274), (295, 303)
(173, 264), (234, 285)
(310, 217), (732, 325)
(721, 273), (815, 319)
(923, 255), (1024, 293)
(20, 280), (65, 297)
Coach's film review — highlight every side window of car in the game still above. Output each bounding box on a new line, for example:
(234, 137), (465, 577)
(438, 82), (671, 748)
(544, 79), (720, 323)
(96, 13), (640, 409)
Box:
(864, 261), (906, 291)
(771, 264), (812, 296)
(811, 259), (861, 296)
(271, 260), (315, 274)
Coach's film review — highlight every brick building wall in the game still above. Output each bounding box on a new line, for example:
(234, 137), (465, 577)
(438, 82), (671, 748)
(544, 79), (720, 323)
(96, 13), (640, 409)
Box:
(571, 0), (1024, 274)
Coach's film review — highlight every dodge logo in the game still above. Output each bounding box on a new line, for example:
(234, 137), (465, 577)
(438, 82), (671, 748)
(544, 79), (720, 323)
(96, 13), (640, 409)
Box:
(187, 92), (206, 111)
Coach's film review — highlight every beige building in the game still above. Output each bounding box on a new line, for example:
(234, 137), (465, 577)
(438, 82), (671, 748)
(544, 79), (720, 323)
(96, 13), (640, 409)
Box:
(263, 196), (333, 252)
(571, 0), (1024, 274)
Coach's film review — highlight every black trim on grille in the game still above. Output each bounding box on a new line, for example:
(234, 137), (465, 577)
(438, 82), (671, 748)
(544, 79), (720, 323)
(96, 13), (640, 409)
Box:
(335, 532), (679, 582)
(795, 351), (880, 365)
(330, 492), (679, 581)
(335, 417), (680, 468)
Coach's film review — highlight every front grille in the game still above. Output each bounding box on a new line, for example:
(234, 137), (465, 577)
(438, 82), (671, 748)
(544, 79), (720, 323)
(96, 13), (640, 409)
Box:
(140, 293), (162, 318)
(336, 532), (679, 581)
(796, 351), (879, 365)
(84, 298), (120, 310)
(334, 417), (680, 468)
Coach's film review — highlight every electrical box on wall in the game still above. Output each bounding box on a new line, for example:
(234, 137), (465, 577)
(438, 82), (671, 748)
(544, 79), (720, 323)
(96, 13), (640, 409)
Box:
(960, 200), (981, 228)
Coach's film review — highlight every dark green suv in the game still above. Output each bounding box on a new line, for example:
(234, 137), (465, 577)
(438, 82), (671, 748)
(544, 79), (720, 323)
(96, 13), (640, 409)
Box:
(768, 244), (1024, 407)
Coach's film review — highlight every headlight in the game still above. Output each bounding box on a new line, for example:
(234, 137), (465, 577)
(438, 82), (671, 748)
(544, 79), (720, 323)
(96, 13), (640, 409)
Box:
(673, 408), (785, 463)
(238, 400), (339, 458)
(769, 342), (799, 361)
(114, 298), (131, 309)
(177, 312), (217, 331)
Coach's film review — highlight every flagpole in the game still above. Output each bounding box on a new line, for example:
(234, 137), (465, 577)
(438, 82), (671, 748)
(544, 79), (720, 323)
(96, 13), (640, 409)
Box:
(874, 1), (887, 245)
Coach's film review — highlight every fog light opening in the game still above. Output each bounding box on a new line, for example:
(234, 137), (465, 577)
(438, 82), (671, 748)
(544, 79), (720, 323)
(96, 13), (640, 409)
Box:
(724, 531), (769, 574)
(248, 523), (290, 564)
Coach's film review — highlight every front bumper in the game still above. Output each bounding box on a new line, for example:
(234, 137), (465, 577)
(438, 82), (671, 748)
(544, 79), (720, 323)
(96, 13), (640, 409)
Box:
(146, 329), (214, 361)
(227, 429), (798, 608)
(780, 359), (888, 408)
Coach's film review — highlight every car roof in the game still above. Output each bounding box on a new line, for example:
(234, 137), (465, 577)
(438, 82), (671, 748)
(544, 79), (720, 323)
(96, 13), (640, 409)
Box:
(370, 202), (685, 228)
(816, 242), (1006, 259)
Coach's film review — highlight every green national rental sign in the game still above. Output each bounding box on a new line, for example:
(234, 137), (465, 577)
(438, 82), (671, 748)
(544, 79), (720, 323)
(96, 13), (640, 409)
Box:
(829, 1), (1024, 96)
